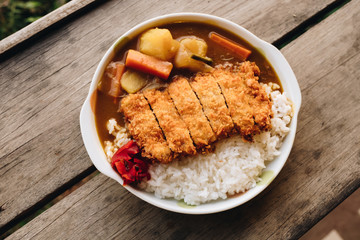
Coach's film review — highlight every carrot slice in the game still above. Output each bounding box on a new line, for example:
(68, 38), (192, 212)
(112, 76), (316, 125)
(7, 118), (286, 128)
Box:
(108, 63), (125, 97)
(209, 32), (251, 60)
(125, 49), (173, 79)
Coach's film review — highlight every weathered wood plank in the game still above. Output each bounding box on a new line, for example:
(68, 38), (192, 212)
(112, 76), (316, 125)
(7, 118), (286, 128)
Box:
(6, 0), (360, 239)
(0, 0), (98, 55)
(0, 0), (343, 232)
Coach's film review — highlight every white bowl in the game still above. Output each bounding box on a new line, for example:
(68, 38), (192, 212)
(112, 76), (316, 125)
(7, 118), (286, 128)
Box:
(80, 13), (301, 214)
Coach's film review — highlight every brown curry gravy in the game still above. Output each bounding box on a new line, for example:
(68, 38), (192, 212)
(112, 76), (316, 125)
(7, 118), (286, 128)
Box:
(95, 22), (282, 146)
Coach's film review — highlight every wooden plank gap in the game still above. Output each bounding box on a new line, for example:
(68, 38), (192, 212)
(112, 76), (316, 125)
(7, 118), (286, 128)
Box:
(0, 167), (98, 238)
(273, 0), (351, 49)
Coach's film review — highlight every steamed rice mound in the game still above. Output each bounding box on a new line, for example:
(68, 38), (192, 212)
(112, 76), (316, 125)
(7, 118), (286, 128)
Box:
(105, 83), (293, 205)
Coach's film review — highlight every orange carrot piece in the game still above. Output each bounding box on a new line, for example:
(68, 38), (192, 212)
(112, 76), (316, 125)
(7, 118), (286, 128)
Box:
(108, 63), (125, 97)
(209, 32), (251, 60)
(125, 50), (173, 79)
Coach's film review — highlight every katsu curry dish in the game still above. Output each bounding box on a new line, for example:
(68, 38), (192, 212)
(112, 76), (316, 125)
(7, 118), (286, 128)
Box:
(95, 22), (293, 205)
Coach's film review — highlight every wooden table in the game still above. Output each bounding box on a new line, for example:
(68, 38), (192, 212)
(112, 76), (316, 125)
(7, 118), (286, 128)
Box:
(1, 0), (359, 239)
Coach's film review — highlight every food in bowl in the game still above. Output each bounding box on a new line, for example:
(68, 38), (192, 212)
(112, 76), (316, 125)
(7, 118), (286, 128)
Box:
(95, 22), (293, 205)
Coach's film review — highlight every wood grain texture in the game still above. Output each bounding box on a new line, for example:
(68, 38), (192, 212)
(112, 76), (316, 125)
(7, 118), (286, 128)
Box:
(0, 0), (97, 55)
(0, 0), (344, 233)
(6, 0), (360, 239)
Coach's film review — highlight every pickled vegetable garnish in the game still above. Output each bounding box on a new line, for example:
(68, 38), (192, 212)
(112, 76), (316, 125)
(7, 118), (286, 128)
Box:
(111, 140), (151, 185)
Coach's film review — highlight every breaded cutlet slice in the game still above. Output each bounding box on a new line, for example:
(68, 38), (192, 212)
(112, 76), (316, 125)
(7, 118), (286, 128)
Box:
(212, 66), (256, 140)
(119, 93), (174, 163)
(143, 89), (196, 155)
(238, 61), (272, 131)
(168, 76), (216, 148)
(213, 62), (273, 140)
(190, 73), (234, 138)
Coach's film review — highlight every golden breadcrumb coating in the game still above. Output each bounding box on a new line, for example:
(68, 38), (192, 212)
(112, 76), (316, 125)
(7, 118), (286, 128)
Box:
(168, 76), (216, 147)
(120, 93), (174, 163)
(144, 89), (196, 155)
(212, 61), (272, 141)
(190, 73), (234, 138)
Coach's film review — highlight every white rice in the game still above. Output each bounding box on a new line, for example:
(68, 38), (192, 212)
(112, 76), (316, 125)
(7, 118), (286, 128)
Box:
(104, 119), (131, 162)
(105, 83), (293, 205)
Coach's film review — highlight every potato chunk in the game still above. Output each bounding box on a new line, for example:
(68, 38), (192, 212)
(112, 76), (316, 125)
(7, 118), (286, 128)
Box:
(180, 38), (207, 57)
(120, 69), (147, 93)
(174, 38), (212, 72)
(139, 28), (179, 61)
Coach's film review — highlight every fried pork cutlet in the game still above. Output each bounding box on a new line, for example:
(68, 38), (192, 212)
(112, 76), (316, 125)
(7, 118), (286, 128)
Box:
(168, 76), (216, 148)
(119, 61), (271, 162)
(190, 73), (234, 138)
(120, 93), (173, 163)
(143, 89), (196, 155)
(212, 62), (272, 141)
